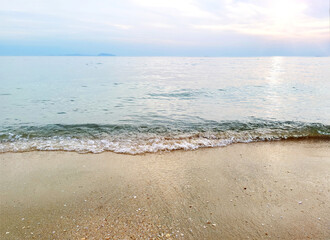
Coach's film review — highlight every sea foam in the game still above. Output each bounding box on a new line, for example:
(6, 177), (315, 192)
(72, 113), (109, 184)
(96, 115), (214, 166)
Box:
(0, 121), (328, 154)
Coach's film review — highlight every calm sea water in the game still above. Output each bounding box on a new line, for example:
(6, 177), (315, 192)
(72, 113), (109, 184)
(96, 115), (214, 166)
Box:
(0, 57), (329, 154)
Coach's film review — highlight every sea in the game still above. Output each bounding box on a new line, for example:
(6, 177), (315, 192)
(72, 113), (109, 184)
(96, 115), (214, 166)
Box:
(0, 56), (329, 154)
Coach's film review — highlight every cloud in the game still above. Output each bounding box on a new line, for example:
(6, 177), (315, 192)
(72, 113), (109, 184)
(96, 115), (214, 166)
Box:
(109, 24), (132, 30)
(132, 0), (219, 19)
(147, 23), (174, 29)
(0, 0), (328, 56)
(191, 0), (328, 40)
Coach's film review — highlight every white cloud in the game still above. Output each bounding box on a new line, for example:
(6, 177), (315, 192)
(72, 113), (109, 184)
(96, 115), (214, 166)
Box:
(0, 0), (328, 55)
(148, 23), (174, 29)
(110, 24), (132, 30)
(192, 0), (329, 40)
(132, 0), (219, 19)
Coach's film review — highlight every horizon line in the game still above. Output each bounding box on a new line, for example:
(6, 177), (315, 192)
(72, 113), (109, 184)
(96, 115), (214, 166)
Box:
(0, 55), (329, 57)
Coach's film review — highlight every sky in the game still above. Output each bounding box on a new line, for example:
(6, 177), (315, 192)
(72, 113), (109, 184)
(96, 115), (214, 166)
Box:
(0, 0), (329, 56)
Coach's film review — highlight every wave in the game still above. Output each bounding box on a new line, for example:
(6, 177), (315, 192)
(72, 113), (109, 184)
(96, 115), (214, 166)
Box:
(0, 120), (329, 154)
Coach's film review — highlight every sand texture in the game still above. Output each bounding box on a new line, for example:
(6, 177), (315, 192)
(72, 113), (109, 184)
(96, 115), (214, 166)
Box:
(0, 140), (329, 239)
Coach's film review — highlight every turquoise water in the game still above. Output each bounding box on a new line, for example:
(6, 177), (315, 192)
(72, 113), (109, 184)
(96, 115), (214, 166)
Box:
(0, 57), (329, 153)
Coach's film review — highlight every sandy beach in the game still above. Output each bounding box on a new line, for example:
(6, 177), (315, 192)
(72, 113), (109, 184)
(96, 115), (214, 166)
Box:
(1, 140), (329, 239)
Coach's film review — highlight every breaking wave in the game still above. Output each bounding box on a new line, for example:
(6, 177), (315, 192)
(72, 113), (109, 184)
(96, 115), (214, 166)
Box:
(0, 120), (329, 154)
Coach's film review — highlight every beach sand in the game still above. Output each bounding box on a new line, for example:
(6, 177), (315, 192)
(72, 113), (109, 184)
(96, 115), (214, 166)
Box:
(0, 140), (329, 239)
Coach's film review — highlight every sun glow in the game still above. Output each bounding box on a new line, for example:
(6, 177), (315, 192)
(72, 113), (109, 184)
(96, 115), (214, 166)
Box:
(268, 0), (307, 25)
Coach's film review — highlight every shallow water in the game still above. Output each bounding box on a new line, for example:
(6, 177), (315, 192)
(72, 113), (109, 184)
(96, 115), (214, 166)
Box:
(0, 57), (329, 153)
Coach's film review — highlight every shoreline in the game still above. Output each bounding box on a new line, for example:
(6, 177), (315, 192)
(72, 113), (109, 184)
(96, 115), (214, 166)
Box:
(1, 137), (329, 156)
(1, 140), (329, 239)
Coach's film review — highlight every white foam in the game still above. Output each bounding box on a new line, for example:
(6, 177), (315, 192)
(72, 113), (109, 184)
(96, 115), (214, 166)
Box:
(0, 133), (281, 154)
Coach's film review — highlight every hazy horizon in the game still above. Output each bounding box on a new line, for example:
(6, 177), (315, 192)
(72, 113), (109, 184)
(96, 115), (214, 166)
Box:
(1, 55), (330, 57)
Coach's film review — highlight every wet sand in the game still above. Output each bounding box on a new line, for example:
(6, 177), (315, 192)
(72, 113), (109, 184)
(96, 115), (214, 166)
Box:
(0, 140), (329, 239)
